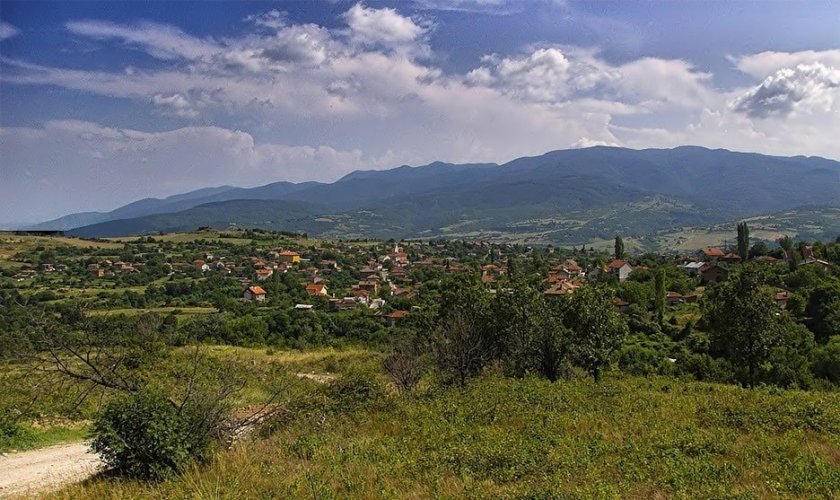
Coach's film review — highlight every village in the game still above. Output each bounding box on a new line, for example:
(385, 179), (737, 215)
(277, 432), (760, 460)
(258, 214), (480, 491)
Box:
(4, 230), (832, 324)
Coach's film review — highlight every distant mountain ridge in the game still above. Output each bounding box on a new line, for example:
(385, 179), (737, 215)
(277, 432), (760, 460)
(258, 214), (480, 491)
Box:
(41, 146), (840, 244)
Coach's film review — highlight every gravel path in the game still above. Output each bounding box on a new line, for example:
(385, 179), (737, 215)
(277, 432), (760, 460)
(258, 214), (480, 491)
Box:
(0, 442), (102, 498)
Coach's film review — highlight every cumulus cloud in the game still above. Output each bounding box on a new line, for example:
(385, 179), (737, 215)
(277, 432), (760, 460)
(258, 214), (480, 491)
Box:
(571, 137), (621, 149)
(730, 49), (840, 78)
(344, 3), (430, 49)
(151, 93), (200, 118)
(731, 63), (840, 118)
(465, 46), (711, 109)
(0, 20), (19, 40)
(3, 6), (840, 223)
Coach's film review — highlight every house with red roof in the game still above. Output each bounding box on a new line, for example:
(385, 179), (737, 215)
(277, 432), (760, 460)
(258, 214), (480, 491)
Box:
(306, 283), (329, 297)
(243, 285), (266, 302)
(606, 259), (634, 282)
(698, 248), (726, 260)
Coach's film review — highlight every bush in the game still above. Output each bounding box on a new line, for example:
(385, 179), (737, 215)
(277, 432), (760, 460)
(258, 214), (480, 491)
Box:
(812, 336), (840, 384)
(91, 389), (213, 480)
(383, 339), (425, 393)
(328, 372), (385, 411)
(619, 345), (673, 376)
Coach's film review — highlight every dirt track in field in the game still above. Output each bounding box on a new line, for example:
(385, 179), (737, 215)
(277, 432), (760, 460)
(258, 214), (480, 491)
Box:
(0, 442), (101, 498)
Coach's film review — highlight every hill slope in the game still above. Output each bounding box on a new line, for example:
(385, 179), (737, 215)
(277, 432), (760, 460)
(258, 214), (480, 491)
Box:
(62, 146), (840, 242)
(54, 373), (840, 498)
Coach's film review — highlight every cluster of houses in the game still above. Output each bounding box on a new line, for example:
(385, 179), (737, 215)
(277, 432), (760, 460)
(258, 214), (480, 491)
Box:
(8, 235), (832, 322)
(236, 244), (414, 322)
(88, 260), (140, 277)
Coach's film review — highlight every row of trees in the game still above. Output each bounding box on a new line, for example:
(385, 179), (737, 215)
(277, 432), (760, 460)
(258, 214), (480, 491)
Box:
(386, 276), (628, 389)
(386, 261), (839, 391)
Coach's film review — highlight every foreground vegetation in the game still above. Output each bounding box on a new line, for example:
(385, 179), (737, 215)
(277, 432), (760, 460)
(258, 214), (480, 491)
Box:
(48, 373), (840, 498)
(1, 228), (839, 497)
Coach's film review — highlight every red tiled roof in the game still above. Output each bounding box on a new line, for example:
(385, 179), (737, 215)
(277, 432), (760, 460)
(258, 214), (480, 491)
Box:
(702, 248), (725, 257)
(248, 286), (266, 295)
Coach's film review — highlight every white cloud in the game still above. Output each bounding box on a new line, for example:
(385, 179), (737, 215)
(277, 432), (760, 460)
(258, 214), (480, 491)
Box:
(0, 20), (20, 40)
(571, 137), (621, 149)
(414, 0), (564, 14)
(65, 20), (220, 61)
(730, 49), (840, 78)
(465, 46), (711, 109)
(245, 10), (287, 30)
(0, 121), (392, 221)
(344, 3), (430, 49)
(151, 93), (200, 118)
(2, 10), (840, 223)
(731, 63), (840, 118)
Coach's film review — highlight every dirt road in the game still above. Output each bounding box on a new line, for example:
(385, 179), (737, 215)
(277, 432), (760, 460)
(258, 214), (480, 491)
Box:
(0, 442), (102, 498)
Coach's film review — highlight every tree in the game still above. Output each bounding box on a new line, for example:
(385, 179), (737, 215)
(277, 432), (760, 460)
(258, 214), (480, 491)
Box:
(654, 269), (666, 326)
(749, 241), (769, 259)
(779, 235), (794, 252)
(737, 222), (750, 262)
(507, 256), (518, 279)
(703, 271), (783, 388)
(492, 283), (569, 381)
(804, 281), (840, 343)
(561, 285), (627, 381)
(614, 236), (625, 260)
(812, 336), (840, 384)
(383, 336), (425, 393)
(433, 308), (488, 386)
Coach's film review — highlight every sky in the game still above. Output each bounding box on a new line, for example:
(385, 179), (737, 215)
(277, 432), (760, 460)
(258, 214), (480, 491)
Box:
(0, 1), (839, 225)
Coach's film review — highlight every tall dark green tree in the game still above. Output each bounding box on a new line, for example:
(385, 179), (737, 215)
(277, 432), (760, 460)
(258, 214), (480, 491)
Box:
(703, 271), (782, 388)
(507, 256), (518, 279)
(737, 222), (750, 262)
(654, 269), (666, 326)
(614, 236), (625, 260)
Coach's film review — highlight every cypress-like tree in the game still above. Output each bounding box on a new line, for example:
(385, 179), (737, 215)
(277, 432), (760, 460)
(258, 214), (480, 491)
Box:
(614, 236), (625, 260)
(654, 268), (666, 326)
(737, 222), (750, 262)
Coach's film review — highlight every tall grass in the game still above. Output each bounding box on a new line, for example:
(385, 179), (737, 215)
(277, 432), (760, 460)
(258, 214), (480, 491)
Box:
(49, 375), (840, 499)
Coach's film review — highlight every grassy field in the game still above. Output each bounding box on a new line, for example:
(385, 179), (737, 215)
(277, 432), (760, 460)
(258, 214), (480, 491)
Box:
(40, 364), (840, 499)
(107, 230), (254, 245)
(655, 228), (796, 253)
(0, 421), (89, 453)
(86, 306), (218, 317)
(0, 232), (123, 270)
(0, 346), (380, 452)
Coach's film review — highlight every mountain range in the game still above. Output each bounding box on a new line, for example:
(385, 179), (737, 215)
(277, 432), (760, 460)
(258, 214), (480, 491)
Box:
(29, 146), (840, 247)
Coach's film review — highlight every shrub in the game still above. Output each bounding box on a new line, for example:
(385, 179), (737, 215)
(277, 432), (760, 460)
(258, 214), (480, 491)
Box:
(619, 345), (672, 376)
(812, 336), (840, 384)
(328, 372), (385, 411)
(91, 389), (213, 480)
(383, 339), (425, 393)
